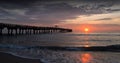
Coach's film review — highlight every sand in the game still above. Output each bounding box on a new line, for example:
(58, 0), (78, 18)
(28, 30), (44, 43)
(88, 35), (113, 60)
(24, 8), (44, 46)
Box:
(0, 52), (42, 63)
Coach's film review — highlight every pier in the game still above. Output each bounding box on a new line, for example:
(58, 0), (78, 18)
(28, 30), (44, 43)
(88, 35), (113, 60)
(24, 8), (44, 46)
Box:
(0, 23), (72, 35)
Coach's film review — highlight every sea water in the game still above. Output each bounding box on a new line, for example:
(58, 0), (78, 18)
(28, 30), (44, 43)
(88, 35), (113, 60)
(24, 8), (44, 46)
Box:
(0, 33), (120, 63)
(0, 33), (120, 47)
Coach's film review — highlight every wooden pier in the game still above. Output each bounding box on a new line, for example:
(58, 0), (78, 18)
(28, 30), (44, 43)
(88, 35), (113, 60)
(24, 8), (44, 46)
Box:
(0, 23), (72, 35)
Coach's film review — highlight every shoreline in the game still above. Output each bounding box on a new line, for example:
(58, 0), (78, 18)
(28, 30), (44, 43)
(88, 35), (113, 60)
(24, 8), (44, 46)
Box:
(0, 52), (42, 63)
(0, 45), (119, 63)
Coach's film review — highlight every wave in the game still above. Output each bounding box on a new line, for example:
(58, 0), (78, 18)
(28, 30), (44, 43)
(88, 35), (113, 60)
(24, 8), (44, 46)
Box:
(0, 44), (120, 52)
(0, 44), (29, 49)
(67, 33), (120, 36)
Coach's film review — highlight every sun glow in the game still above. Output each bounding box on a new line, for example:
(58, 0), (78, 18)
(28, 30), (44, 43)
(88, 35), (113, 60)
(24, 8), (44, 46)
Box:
(84, 28), (89, 32)
(77, 24), (95, 33)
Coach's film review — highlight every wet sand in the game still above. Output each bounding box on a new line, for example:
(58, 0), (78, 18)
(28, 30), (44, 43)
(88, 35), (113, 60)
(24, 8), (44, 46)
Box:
(0, 52), (42, 63)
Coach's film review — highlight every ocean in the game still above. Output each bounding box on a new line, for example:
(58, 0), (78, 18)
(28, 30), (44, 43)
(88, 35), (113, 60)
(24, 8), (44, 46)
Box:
(0, 32), (120, 63)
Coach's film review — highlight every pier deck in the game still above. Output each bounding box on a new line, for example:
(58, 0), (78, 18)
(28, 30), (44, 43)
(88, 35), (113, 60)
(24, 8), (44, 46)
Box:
(0, 23), (72, 35)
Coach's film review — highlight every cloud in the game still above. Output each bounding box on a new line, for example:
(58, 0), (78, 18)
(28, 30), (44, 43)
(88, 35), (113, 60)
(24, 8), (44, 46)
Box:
(0, 0), (120, 25)
(95, 18), (112, 21)
(106, 9), (120, 12)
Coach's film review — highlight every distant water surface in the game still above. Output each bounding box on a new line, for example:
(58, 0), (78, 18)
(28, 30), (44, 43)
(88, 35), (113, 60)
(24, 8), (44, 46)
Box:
(0, 32), (120, 47)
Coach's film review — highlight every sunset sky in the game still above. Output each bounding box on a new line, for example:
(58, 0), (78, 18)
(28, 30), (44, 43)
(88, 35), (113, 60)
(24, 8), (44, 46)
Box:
(0, 0), (120, 32)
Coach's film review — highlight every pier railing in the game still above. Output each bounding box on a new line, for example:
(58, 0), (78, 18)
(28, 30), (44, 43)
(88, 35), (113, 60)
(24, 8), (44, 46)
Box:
(0, 23), (72, 35)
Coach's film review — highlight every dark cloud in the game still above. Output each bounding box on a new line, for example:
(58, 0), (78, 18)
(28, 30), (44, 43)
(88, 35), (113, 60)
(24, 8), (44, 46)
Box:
(106, 9), (120, 12)
(96, 18), (112, 21)
(0, 0), (120, 25)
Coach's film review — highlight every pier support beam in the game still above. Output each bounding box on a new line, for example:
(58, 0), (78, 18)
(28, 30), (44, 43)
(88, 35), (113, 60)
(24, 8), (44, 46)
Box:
(15, 29), (18, 35)
(19, 29), (21, 34)
(33, 30), (35, 34)
(28, 30), (31, 34)
(7, 29), (10, 35)
(25, 29), (28, 34)
(0, 28), (3, 35)
(21, 29), (24, 34)
(10, 29), (13, 35)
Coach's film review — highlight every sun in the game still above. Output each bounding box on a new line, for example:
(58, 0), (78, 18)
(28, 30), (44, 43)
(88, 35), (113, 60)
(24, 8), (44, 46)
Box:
(84, 28), (89, 32)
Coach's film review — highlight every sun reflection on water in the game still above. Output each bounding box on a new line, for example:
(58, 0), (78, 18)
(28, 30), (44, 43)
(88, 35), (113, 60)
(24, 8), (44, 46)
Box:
(80, 53), (92, 63)
(84, 44), (90, 47)
(84, 33), (90, 47)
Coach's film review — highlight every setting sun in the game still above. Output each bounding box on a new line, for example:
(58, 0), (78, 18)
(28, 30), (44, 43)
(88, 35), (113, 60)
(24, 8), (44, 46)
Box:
(84, 28), (89, 32)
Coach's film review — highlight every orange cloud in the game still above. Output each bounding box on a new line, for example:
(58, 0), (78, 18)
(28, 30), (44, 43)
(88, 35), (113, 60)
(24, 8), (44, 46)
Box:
(60, 24), (120, 33)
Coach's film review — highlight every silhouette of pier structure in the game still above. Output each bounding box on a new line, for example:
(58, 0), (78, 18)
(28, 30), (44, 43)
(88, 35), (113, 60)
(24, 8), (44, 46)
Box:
(0, 23), (72, 35)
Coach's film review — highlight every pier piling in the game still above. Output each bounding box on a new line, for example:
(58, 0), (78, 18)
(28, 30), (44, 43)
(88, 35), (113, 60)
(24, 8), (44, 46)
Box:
(0, 23), (72, 35)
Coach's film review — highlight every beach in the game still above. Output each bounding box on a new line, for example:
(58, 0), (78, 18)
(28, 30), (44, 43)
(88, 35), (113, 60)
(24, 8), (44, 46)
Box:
(0, 52), (42, 63)
(0, 45), (120, 63)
